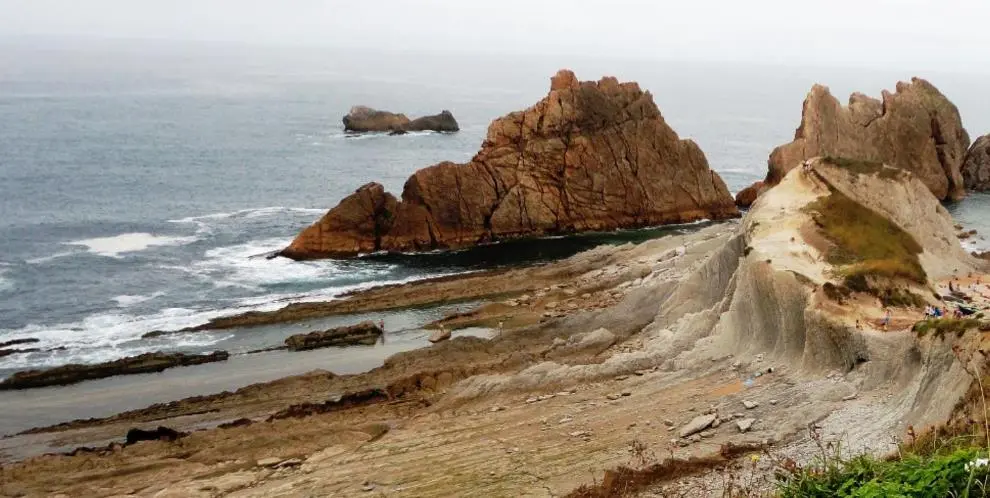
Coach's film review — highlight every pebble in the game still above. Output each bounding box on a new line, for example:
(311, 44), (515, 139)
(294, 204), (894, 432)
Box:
(689, 434), (702, 443)
(556, 390), (575, 396)
(634, 370), (647, 376)
(606, 394), (622, 401)
(526, 397), (539, 404)
(700, 429), (716, 438)
(546, 302), (559, 310)
(663, 419), (675, 427)
(614, 375), (630, 381)
(742, 400), (759, 410)
(537, 394), (555, 401)
(842, 393), (858, 401)
(769, 399), (778, 405)
(257, 457), (283, 467)
(570, 431), (590, 438)
(621, 391), (632, 397)
(362, 485), (375, 492)
(581, 293), (591, 299)
(491, 406), (506, 412)
(558, 417), (573, 424)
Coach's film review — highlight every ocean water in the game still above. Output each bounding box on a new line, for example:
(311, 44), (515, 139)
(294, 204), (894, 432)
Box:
(2, 38), (989, 377)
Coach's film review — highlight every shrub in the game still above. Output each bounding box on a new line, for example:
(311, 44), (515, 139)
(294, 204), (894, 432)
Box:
(913, 318), (985, 339)
(778, 447), (990, 498)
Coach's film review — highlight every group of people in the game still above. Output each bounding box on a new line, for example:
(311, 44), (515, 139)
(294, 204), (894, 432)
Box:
(923, 306), (948, 319)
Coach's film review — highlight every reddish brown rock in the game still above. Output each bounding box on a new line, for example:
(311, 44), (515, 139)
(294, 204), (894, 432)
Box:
(765, 79), (970, 201)
(343, 106), (459, 133)
(734, 181), (764, 208)
(282, 70), (739, 259)
(284, 321), (383, 351)
(963, 134), (990, 191)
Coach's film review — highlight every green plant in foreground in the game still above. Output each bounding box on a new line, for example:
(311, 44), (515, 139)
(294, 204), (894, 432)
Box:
(778, 447), (990, 497)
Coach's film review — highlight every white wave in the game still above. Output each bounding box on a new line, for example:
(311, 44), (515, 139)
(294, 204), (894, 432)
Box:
(0, 271), (460, 372)
(24, 250), (79, 265)
(65, 233), (198, 258)
(112, 292), (166, 308)
(167, 206), (326, 224)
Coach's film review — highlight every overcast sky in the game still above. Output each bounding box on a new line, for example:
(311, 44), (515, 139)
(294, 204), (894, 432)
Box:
(3, 0), (988, 71)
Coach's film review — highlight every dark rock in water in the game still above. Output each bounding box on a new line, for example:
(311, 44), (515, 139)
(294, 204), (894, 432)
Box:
(963, 135), (990, 191)
(125, 426), (185, 445)
(343, 106), (459, 133)
(282, 69), (738, 259)
(735, 181), (765, 208)
(406, 110), (459, 132)
(0, 347), (41, 358)
(0, 338), (40, 349)
(284, 321), (383, 351)
(388, 128), (409, 136)
(0, 350), (230, 390)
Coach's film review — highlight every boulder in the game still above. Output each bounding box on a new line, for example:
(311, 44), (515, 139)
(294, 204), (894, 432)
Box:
(406, 110), (459, 132)
(735, 181), (764, 208)
(284, 321), (383, 351)
(282, 69), (739, 259)
(125, 426), (185, 445)
(678, 414), (716, 438)
(0, 351), (230, 390)
(0, 347), (40, 358)
(428, 328), (452, 344)
(343, 106), (410, 132)
(765, 79), (970, 201)
(343, 106), (459, 133)
(963, 135), (990, 191)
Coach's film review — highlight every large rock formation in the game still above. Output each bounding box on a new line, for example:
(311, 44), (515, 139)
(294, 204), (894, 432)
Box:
(282, 70), (738, 259)
(737, 78), (970, 208)
(343, 106), (459, 133)
(963, 134), (990, 191)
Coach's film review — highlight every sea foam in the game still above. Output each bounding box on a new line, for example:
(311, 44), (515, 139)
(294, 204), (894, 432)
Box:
(66, 233), (198, 258)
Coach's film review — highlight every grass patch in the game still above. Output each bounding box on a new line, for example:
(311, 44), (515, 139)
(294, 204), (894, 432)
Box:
(778, 447), (990, 498)
(804, 187), (926, 305)
(913, 318), (988, 339)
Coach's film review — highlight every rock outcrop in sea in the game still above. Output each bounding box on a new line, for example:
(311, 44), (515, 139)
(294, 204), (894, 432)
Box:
(284, 321), (383, 351)
(963, 134), (990, 191)
(0, 351), (230, 390)
(343, 106), (459, 133)
(736, 78), (971, 207)
(282, 70), (739, 259)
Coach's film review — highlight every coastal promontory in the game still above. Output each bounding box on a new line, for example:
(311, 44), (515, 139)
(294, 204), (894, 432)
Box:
(282, 70), (739, 259)
(737, 78), (971, 207)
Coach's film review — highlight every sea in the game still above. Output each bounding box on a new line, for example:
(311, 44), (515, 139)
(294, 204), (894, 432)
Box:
(2, 38), (989, 379)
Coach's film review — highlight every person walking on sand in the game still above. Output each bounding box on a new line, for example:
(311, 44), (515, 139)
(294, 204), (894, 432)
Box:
(881, 308), (891, 331)
(497, 320), (504, 338)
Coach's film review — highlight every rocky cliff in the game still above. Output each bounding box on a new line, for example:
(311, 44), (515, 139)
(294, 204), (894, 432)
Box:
(737, 78), (970, 207)
(343, 106), (459, 133)
(282, 70), (738, 259)
(963, 134), (990, 191)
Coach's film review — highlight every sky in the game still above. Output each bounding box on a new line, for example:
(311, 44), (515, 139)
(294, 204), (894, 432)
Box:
(2, 0), (989, 71)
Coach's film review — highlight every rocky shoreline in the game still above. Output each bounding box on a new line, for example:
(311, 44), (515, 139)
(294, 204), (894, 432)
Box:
(0, 351), (230, 390)
(5, 70), (990, 496)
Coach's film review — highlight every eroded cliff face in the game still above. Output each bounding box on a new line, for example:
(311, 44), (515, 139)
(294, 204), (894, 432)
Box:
(963, 134), (990, 191)
(737, 78), (971, 207)
(283, 70), (738, 259)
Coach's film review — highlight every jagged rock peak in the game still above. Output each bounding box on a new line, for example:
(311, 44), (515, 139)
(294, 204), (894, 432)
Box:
(282, 70), (739, 259)
(736, 77), (971, 208)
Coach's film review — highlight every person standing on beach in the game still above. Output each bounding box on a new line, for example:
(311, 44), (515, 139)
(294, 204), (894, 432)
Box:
(881, 308), (891, 331)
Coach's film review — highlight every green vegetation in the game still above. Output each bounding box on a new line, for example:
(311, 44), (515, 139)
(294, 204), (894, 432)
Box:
(804, 187), (926, 305)
(777, 447), (990, 497)
(914, 318), (990, 338)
